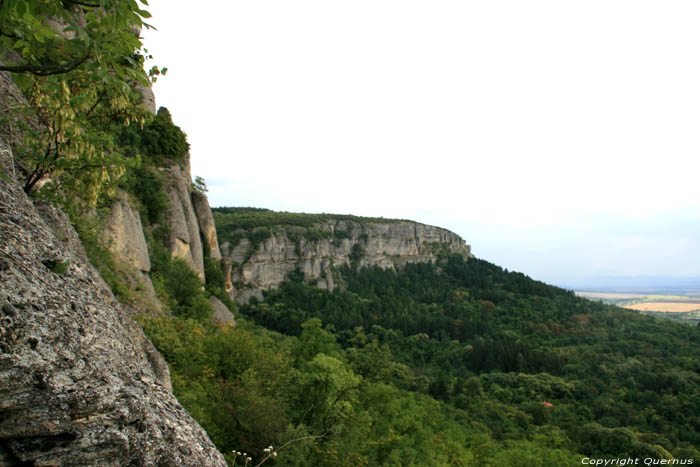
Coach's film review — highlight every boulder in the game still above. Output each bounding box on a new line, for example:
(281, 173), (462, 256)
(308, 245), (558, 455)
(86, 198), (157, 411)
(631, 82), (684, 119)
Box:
(209, 296), (235, 326)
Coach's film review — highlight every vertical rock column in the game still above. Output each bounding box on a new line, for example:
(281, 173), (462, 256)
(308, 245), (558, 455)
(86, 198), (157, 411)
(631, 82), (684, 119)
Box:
(163, 164), (205, 281)
(191, 190), (222, 259)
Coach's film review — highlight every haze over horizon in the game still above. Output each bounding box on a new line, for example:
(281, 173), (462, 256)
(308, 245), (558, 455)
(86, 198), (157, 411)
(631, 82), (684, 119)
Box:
(142, 1), (700, 288)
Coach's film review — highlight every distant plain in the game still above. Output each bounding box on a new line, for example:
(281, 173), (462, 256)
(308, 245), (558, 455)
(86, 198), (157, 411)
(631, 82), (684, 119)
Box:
(576, 290), (700, 324)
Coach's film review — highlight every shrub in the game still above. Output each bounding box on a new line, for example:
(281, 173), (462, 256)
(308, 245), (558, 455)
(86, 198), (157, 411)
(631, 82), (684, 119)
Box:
(121, 166), (169, 225)
(149, 236), (213, 322)
(141, 107), (189, 162)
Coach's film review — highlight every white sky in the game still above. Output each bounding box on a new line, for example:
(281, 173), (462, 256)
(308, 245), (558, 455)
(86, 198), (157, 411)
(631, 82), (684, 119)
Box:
(141, 0), (700, 287)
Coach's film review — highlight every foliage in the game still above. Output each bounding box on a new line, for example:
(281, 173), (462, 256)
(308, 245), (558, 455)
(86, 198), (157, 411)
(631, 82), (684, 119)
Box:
(43, 258), (70, 274)
(204, 255), (238, 313)
(119, 165), (169, 224)
(139, 107), (189, 162)
(235, 255), (700, 461)
(349, 243), (364, 263)
(194, 175), (208, 193)
(0, 0), (154, 79)
(149, 237), (213, 321)
(1, 0), (159, 208)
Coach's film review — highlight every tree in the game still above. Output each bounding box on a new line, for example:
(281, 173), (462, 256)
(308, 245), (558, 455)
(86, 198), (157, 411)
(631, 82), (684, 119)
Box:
(0, 0), (153, 80)
(0, 0), (161, 206)
(194, 176), (208, 193)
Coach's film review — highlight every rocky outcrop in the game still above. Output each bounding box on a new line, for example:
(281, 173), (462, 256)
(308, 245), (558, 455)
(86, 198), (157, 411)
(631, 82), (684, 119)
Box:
(163, 163), (205, 281)
(100, 191), (161, 312)
(102, 192), (151, 272)
(223, 220), (471, 304)
(209, 296), (235, 326)
(0, 141), (226, 465)
(192, 190), (222, 259)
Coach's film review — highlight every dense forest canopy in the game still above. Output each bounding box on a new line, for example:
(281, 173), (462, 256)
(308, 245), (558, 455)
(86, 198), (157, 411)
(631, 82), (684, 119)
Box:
(212, 207), (407, 230)
(143, 250), (700, 465)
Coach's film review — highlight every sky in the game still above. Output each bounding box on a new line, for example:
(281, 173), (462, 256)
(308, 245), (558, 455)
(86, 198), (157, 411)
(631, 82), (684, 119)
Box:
(141, 0), (700, 288)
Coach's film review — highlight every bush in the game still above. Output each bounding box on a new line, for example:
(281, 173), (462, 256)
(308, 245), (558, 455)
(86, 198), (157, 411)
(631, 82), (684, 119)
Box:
(121, 166), (169, 225)
(149, 237), (213, 322)
(204, 256), (238, 313)
(141, 107), (189, 162)
(349, 243), (365, 262)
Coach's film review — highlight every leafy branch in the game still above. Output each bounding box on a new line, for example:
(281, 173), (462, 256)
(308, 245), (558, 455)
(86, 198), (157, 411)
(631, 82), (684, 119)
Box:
(0, 52), (90, 76)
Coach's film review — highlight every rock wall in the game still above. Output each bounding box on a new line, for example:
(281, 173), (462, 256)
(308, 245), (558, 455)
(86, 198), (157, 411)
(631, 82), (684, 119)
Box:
(101, 191), (161, 312)
(162, 163), (206, 282)
(222, 220), (471, 304)
(192, 190), (222, 260)
(0, 140), (226, 465)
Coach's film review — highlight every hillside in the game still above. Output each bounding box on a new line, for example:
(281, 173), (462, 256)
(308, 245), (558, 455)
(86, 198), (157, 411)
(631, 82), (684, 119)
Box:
(142, 231), (700, 463)
(236, 254), (700, 463)
(213, 207), (471, 304)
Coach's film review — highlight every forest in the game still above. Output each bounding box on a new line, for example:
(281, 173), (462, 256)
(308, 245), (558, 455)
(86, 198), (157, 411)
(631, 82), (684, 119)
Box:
(141, 249), (700, 465)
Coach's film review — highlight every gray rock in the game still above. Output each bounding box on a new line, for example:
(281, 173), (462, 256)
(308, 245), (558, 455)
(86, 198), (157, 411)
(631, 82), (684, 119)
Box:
(209, 296), (234, 326)
(0, 140), (226, 466)
(226, 221), (471, 304)
(134, 81), (156, 115)
(192, 190), (222, 259)
(102, 191), (151, 273)
(163, 164), (205, 281)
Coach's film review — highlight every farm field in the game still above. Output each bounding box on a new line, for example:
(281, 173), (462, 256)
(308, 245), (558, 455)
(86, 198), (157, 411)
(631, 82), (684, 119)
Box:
(575, 292), (646, 300)
(623, 302), (700, 313)
(576, 290), (700, 324)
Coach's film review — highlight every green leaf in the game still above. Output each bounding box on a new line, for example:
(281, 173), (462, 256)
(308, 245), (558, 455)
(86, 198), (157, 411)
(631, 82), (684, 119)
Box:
(15, 1), (26, 17)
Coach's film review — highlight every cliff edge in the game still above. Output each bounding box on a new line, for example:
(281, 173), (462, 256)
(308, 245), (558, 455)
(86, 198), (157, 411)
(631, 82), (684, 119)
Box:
(0, 141), (226, 464)
(216, 211), (471, 304)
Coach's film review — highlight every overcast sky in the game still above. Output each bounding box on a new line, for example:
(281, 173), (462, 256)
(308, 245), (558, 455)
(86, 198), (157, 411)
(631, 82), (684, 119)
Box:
(141, 1), (700, 288)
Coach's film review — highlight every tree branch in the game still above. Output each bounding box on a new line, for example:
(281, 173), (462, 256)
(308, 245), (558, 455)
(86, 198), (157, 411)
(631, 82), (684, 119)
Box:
(63, 0), (101, 7)
(252, 426), (336, 467)
(0, 52), (90, 76)
(0, 29), (21, 40)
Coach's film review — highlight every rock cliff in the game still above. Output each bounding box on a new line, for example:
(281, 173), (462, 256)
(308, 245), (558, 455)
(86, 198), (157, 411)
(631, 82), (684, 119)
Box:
(101, 191), (162, 312)
(162, 163), (207, 282)
(0, 140), (227, 465)
(220, 219), (471, 304)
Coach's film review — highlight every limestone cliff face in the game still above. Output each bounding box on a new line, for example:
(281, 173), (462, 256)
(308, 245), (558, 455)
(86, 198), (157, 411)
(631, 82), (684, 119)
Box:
(0, 141), (226, 465)
(192, 190), (222, 260)
(222, 220), (471, 304)
(162, 163), (206, 282)
(97, 164), (222, 311)
(101, 191), (161, 312)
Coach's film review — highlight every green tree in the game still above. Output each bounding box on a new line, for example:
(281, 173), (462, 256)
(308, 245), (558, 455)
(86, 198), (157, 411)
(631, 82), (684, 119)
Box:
(0, 0), (153, 79)
(0, 0), (159, 206)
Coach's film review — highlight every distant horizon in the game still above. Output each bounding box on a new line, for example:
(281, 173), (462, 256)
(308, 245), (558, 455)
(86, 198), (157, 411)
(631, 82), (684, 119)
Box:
(553, 275), (700, 294)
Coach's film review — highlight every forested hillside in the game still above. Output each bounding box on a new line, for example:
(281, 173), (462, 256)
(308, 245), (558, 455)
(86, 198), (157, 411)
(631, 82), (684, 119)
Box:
(142, 248), (700, 465)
